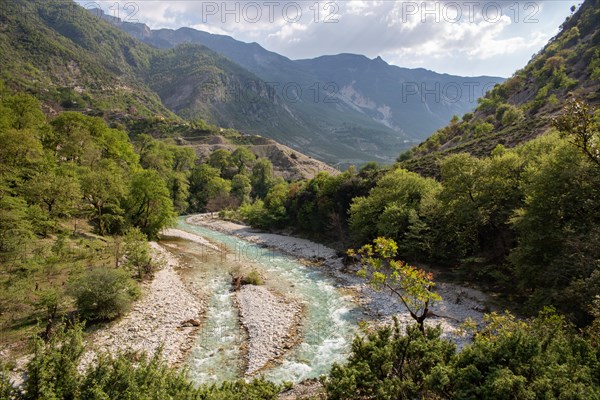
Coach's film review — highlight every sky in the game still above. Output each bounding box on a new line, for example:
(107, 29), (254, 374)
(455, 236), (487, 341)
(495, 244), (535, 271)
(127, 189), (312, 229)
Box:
(76, 1), (577, 77)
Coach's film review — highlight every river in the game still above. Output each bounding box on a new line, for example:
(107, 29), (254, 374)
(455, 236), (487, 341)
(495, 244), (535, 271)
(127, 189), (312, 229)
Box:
(169, 217), (362, 385)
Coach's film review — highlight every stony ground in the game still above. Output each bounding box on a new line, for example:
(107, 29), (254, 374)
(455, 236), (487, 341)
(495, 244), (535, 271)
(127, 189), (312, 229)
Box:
(235, 285), (303, 375)
(80, 242), (206, 369)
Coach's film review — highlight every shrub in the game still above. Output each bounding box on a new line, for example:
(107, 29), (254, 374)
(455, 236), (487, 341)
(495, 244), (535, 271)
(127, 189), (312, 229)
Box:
(242, 270), (263, 286)
(325, 320), (455, 399)
(70, 267), (140, 321)
(500, 105), (524, 125)
(10, 323), (282, 399)
(473, 122), (494, 137)
(23, 322), (85, 400)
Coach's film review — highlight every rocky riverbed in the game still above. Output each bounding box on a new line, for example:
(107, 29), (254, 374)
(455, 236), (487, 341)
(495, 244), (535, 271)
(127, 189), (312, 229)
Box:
(80, 242), (206, 368)
(185, 214), (490, 348)
(236, 285), (303, 375)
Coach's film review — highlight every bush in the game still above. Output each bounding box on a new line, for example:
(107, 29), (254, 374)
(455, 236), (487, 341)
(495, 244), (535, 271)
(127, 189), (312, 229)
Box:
(9, 322), (282, 399)
(242, 270), (263, 286)
(325, 319), (455, 400)
(473, 122), (494, 137)
(70, 267), (140, 321)
(23, 322), (85, 400)
(500, 105), (524, 125)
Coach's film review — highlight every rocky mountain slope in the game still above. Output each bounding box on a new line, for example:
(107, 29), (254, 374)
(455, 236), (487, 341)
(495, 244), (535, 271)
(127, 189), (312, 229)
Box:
(402, 0), (600, 175)
(110, 12), (504, 165)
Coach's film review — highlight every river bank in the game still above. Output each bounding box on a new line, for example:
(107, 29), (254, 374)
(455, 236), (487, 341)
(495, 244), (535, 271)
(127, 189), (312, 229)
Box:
(80, 241), (206, 368)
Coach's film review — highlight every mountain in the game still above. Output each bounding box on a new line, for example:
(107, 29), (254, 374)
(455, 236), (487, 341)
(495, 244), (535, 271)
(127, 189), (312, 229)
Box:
(0, 0), (172, 118)
(402, 0), (600, 175)
(111, 17), (504, 165)
(0, 0), (504, 168)
(0, 0), (335, 179)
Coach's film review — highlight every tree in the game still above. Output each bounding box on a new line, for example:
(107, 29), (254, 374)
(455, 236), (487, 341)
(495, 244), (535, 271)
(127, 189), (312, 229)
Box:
(349, 168), (440, 249)
(326, 319), (454, 400)
(251, 158), (275, 199)
(23, 166), (81, 218)
(81, 161), (127, 235)
(349, 237), (441, 333)
(231, 173), (252, 205)
(188, 163), (220, 212)
(0, 196), (33, 263)
(433, 310), (600, 399)
(70, 267), (140, 321)
(123, 227), (152, 280)
(262, 182), (289, 228)
(552, 98), (600, 168)
(510, 134), (600, 323)
(208, 148), (232, 176)
(230, 146), (256, 174)
(167, 171), (190, 213)
(126, 170), (176, 238)
(0, 128), (43, 173)
(47, 112), (103, 166)
(33, 288), (65, 340)
(2, 93), (45, 130)
(24, 322), (84, 400)
(205, 176), (232, 212)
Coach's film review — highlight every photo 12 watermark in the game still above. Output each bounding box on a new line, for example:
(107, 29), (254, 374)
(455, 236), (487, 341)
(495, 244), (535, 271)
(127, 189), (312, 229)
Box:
(396, 1), (540, 24)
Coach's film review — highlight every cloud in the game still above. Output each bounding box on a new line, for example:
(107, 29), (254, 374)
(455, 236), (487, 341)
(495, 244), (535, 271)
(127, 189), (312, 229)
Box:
(77, 0), (574, 77)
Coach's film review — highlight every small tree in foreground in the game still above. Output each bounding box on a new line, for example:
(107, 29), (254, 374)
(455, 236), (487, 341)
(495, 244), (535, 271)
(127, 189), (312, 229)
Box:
(348, 237), (441, 333)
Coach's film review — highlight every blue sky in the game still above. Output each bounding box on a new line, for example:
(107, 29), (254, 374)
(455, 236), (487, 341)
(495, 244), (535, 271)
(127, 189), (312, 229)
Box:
(77, 1), (577, 77)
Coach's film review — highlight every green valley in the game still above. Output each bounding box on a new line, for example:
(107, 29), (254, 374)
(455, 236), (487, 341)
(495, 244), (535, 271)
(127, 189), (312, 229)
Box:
(1, 0), (600, 399)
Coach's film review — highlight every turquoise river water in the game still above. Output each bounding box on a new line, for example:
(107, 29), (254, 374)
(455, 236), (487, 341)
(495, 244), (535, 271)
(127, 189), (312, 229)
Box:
(170, 217), (362, 385)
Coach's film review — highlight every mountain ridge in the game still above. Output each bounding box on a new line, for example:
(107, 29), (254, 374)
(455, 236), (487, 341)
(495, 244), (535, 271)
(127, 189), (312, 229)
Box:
(109, 12), (504, 165)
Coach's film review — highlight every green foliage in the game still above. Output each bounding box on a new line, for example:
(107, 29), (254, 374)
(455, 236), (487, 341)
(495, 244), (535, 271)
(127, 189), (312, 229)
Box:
(209, 149), (233, 175)
(2, 93), (46, 130)
(127, 170), (176, 239)
(251, 158), (275, 199)
(188, 163), (222, 212)
(328, 310), (600, 400)
(434, 310), (600, 399)
(241, 271), (263, 286)
(238, 200), (268, 229)
(326, 320), (454, 400)
(231, 173), (252, 205)
(349, 237), (441, 331)
(24, 323), (85, 400)
(80, 160), (128, 235)
(230, 147), (256, 174)
(349, 168), (440, 253)
(552, 98), (600, 167)
(123, 228), (152, 280)
(8, 322), (282, 399)
(22, 165), (82, 218)
(0, 196), (34, 263)
(70, 268), (140, 321)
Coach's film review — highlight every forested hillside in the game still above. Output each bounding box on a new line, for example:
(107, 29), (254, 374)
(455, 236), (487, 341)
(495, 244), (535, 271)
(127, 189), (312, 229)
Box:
(0, 82), (311, 354)
(402, 0), (600, 175)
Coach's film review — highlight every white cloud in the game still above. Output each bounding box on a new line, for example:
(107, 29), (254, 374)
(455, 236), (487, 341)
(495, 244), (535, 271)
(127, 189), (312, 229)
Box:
(76, 0), (575, 77)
